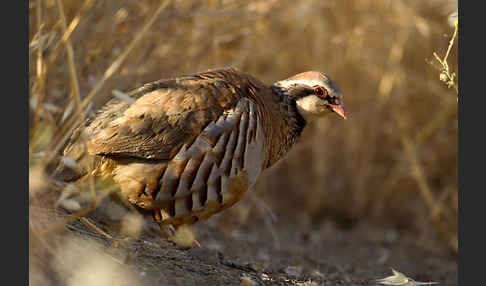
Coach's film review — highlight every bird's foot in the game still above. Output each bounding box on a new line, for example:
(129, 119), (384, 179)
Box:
(161, 224), (201, 248)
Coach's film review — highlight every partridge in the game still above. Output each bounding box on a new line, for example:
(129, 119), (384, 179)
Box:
(55, 67), (346, 233)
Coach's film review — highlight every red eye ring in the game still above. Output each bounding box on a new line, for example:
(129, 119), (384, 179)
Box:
(313, 86), (328, 99)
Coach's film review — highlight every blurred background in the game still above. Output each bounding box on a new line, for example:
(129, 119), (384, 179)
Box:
(29, 0), (458, 279)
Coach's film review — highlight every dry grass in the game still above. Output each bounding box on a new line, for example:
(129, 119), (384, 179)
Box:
(29, 0), (458, 283)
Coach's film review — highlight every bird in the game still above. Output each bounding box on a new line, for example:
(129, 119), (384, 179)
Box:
(54, 67), (346, 241)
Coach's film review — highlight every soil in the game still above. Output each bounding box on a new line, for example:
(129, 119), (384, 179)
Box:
(35, 200), (457, 286)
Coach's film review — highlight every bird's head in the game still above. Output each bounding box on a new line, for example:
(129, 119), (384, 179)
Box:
(272, 71), (347, 122)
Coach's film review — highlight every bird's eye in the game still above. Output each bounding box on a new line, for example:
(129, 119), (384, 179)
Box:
(313, 86), (328, 99)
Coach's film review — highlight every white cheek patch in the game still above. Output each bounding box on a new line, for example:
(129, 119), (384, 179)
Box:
(296, 96), (327, 122)
(296, 96), (322, 114)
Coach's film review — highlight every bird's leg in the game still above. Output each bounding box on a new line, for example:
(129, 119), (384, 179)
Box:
(193, 237), (201, 248)
(153, 210), (173, 238)
(160, 223), (176, 237)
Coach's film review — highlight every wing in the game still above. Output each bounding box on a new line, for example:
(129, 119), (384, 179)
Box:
(83, 67), (262, 161)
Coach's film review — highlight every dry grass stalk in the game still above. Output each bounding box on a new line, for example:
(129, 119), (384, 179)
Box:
(30, 0), (95, 151)
(39, 0), (95, 80)
(397, 117), (457, 255)
(414, 103), (457, 146)
(78, 217), (113, 240)
(55, 0), (82, 108)
(30, 0), (47, 152)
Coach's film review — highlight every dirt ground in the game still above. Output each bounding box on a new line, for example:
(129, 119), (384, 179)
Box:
(30, 196), (457, 286)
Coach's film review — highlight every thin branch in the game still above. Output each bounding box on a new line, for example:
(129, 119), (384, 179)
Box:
(444, 20), (458, 63)
(432, 20), (458, 94)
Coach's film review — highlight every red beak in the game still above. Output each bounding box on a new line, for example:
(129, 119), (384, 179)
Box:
(329, 103), (347, 119)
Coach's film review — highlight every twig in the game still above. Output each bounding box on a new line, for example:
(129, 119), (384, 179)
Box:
(432, 20), (458, 94)
(443, 20), (458, 65)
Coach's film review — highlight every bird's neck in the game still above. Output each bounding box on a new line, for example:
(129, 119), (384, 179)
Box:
(271, 85), (307, 134)
(264, 85), (307, 168)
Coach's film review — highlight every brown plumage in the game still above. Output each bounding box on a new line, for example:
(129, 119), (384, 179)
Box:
(55, 67), (346, 228)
